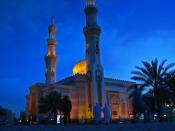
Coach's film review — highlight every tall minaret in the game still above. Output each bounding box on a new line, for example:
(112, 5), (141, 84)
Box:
(45, 17), (57, 85)
(83, 0), (106, 110)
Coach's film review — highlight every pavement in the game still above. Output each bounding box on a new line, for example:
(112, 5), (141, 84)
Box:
(0, 122), (175, 131)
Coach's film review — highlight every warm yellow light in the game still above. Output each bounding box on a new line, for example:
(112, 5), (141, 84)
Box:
(51, 50), (55, 55)
(73, 60), (87, 75)
(51, 67), (55, 72)
(47, 50), (51, 55)
(47, 49), (56, 56)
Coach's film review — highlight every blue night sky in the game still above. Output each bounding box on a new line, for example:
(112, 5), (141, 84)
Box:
(0, 0), (175, 116)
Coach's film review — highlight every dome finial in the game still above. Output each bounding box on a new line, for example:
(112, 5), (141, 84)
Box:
(48, 17), (56, 39)
(86, 0), (95, 6)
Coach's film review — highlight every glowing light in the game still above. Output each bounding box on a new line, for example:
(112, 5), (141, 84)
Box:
(51, 67), (55, 72)
(163, 114), (167, 117)
(47, 50), (51, 55)
(73, 60), (87, 75)
(165, 104), (170, 107)
(57, 115), (61, 124)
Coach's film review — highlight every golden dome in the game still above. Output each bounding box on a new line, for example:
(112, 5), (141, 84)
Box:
(73, 60), (87, 75)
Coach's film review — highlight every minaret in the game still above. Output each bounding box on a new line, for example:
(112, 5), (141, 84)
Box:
(45, 17), (57, 85)
(83, 0), (106, 110)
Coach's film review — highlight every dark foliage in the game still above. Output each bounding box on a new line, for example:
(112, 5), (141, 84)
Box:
(38, 91), (72, 124)
(165, 72), (175, 103)
(131, 58), (175, 121)
(39, 91), (62, 124)
(129, 84), (149, 122)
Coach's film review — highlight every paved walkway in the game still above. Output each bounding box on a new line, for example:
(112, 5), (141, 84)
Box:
(0, 122), (175, 131)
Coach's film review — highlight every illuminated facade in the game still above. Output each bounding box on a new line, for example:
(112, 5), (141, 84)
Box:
(45, 17), (57, 85)
(26, 0), (135, 122)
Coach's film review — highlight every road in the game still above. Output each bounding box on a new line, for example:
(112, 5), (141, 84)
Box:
(0, 122), (175, 131)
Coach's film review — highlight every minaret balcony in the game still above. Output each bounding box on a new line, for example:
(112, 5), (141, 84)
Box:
(85, 5), (97, 14)
(45, 55), (58, 62)
(47, 39), (56, 45)
(83, 26), (101, 36)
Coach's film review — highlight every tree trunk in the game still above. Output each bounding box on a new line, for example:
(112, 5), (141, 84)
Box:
(154, 86), (163, 122)
(157, 101), (163, 122)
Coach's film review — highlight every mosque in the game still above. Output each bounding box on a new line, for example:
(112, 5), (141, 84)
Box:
(26, 0), (135, 122)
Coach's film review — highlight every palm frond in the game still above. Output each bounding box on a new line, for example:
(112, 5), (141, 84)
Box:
(131, 70), (148, 79)
(131, 76), (147, 82)
(141, 61), (153, 79)
(158, 59), (167, 75)
(135, 66), (151, 78)
(152, 58), (158, 79)
(161, 63), (175, 77)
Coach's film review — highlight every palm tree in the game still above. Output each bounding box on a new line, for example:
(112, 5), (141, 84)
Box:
(39, 91), (62, 124)
(165, 72), (175, 103)
(128, 84), (149, 122)
(131, 58), (175, 121)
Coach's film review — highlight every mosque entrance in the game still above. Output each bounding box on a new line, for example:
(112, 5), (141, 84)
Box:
(106, 92), (120, 119)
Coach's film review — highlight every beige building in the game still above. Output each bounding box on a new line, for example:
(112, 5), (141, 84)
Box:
(26, 0), (135, 122)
